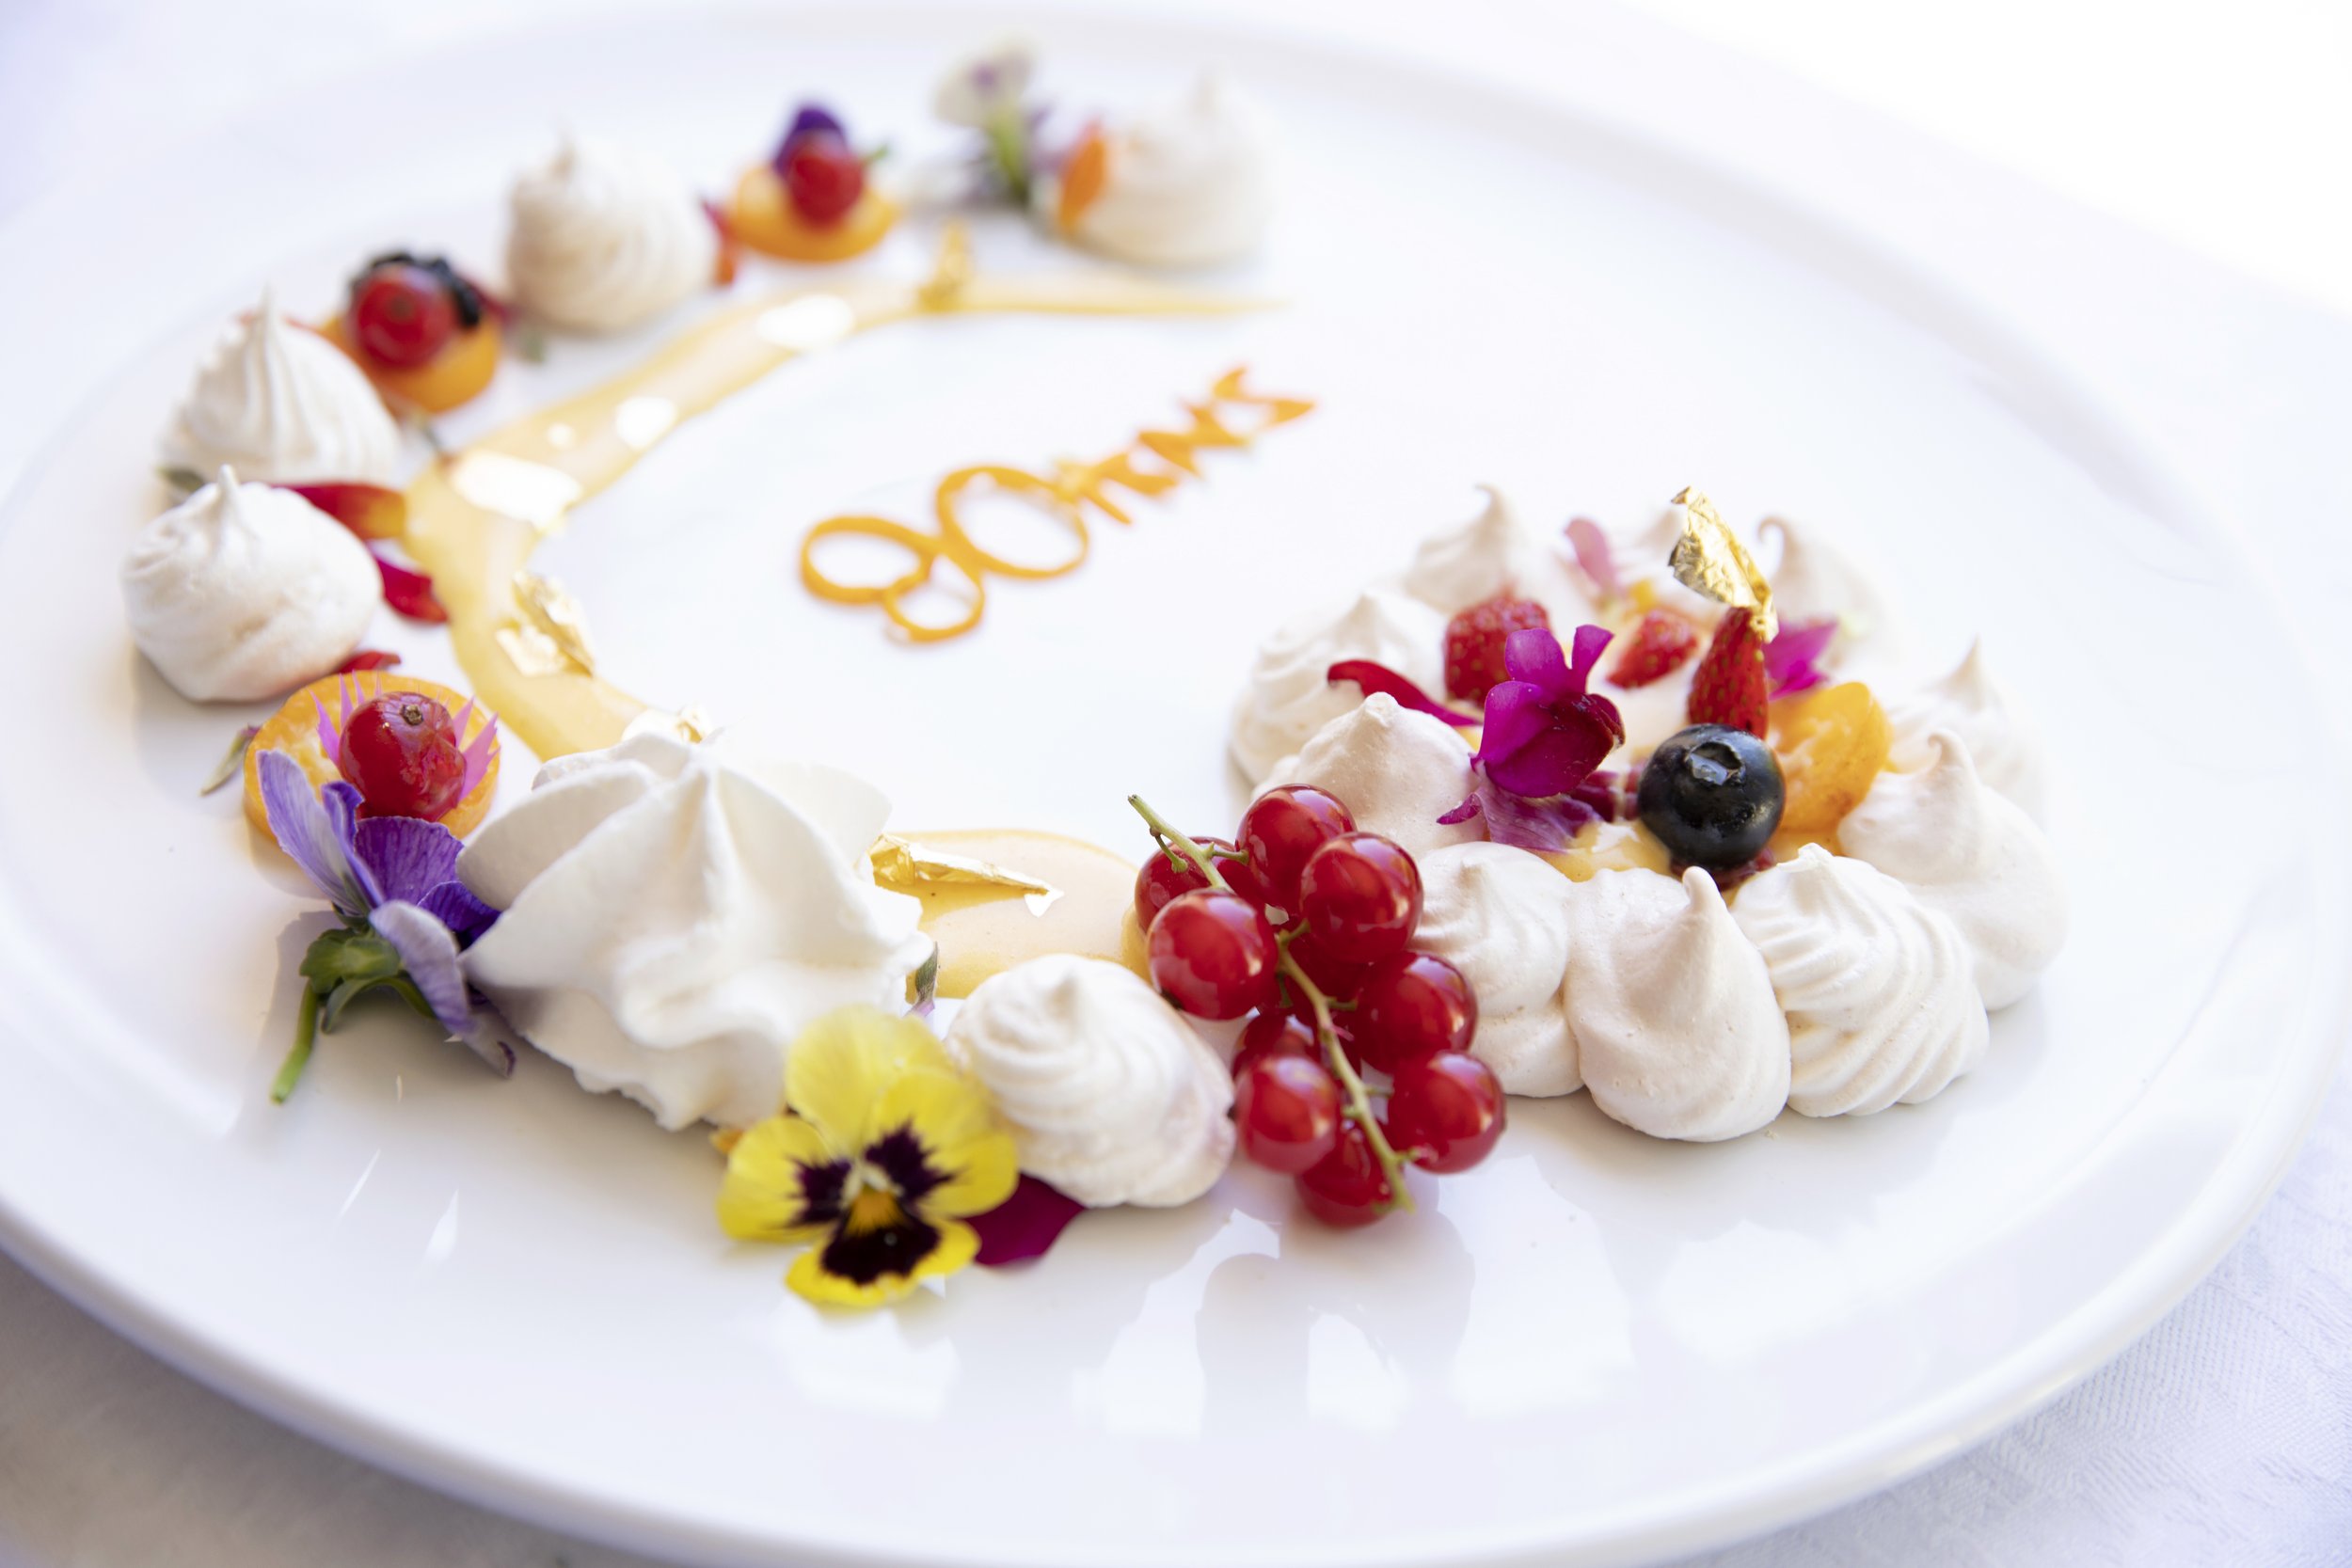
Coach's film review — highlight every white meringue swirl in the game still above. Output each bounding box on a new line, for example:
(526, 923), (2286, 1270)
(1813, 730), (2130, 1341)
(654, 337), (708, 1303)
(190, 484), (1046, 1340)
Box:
(1054, 72), (1273, 268)
(1757, 515), (1899, 663)
(120, 467), (378, 703)
(1402, 486), (1596, 624)
(1839, 730), (2067, 1009)
(1260, 694), (1478, 862)
(1563, 867), (1790, 1141)
(1887, 639), (2047, 816)
(165, 292), (398, 484)
(1732, 845), (1988, 1116)
(459, 731), (930, 1131)
(945, 954), (1233, 1207)
(1229, 586), (1447, 783)
(505, 135), (716, 334)
(1413, 843), (1578, 1095)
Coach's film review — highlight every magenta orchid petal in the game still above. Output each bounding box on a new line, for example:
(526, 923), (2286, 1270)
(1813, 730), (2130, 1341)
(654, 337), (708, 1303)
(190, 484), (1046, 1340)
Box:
(1472, 680), (1554, 763)
(1325, 659), (1481, 725)
(1581, 689), (1627, 747)
(370, 900), (472, 1037)
(1765, 618), (1839, 696)
(1566, 516), (1619, 601)
(1485, 721), (1615, 799)
(1567, 624), (1613, 688)
(258, 750), (368, 918)
(1500, 626), (1570, 696)
(1436, 792), (1484, 827)
(971, 1175), (1087, 1266)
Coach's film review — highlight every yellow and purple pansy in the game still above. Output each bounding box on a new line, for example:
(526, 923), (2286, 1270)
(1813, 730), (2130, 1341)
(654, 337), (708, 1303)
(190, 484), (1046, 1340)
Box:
(719, 1006), (1018, 1308)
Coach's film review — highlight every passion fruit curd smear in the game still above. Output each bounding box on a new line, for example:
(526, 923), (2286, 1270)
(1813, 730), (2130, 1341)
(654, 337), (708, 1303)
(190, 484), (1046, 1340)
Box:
(1772, 681), (1893, 834)
(897, 829), (1147, 999)
(1537, 817), (1674, 882)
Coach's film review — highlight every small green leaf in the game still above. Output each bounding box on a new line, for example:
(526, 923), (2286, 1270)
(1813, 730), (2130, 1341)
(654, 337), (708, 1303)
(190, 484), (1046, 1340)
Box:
(299, 927), (404, 994)
(199, 724), (260, 797)
(156, 465), (206, 497)
(516, 326), (548, 365)
(910, 945), (940, 1012)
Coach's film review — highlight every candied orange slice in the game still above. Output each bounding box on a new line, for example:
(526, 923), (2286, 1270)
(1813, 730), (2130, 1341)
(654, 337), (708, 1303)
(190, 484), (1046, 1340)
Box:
(322, 313), (501, 415)
(728, 164), (898, 262)
(1772, 681), (1892, 834)
(243, 671), (501, 841)
(1057, 125), (1109, 232)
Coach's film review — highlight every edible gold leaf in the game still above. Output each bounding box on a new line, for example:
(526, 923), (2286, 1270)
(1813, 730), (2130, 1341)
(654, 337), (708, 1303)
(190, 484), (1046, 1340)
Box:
(497, 570), (597, 677)
(918, 222), (975, 310)
(870, 833), (1063, 914)
(1667, 487), (1776, 639)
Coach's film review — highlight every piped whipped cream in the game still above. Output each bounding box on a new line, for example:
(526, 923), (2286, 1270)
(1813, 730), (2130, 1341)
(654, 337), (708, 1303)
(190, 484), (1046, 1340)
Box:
(1055, 72), (1273, 268)
(505, 135), (717, 333)
(1229, 586), (1447, 782)
(1413, 843), (1577, 1095)
(164, 292), (399, 484)
(1839, 730), (2066, 1009)
(1757, 515), (1898, 663)
(458, 731), (930, 1130)
(1733, 845), (1988, 1116)
(1887, 639), (2047, 816)
(945, 954), (1233, 1207)
(1562, 867), (1789, 1141)
(120, 467), (378, 702)
(1260, 694), (1478, 862)
(1402, 486), (1596, 624)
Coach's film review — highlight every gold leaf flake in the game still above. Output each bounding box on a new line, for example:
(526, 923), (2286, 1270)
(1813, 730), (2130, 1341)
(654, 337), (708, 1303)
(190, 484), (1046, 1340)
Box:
(622, 705), (718, 744)
(497, 571), (597, 677)
(1667, 487), (1776, 639)
(918, 221), (975, 310)
(869, 833), (1063, 915)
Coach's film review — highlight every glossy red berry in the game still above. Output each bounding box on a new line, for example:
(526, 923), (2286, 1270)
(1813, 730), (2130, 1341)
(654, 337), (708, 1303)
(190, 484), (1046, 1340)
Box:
(338, 691), (466, 820)
(1232, 1008), (1320, 1079)
(1147, 890), (1279, 1020)
(784, 132), (866, 225)
(1297, 832), (1422, 966)
(1285, 929), (1372, 1004)
(1133, 837), (1267, 932)
(1236, 1054), (1343, 1175)
(350, 263), (457, 369)
(1295, 1119), (1394, 1227)
(1354, 952), (1477, 1074)
(1386, 1051), (1504, 1173)
(1237, 786), (1355, 914)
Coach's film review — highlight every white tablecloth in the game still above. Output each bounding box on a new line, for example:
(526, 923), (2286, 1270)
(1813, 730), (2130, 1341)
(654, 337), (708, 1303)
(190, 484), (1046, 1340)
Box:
(4, 3), (2348, 1564)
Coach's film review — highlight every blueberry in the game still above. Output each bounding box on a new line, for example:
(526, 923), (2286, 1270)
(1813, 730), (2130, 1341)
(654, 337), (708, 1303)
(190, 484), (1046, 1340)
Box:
(1637, 725), (1785, 869)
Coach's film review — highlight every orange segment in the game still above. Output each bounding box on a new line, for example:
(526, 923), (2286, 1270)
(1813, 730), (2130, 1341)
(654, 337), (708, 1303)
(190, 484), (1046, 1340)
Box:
(244, 672), (502, 842)
(322, 313), (501, 415)
(1057, 126), (1109, 232)
(728, 164), (898, 262)
(1772, 681), (1892, 834)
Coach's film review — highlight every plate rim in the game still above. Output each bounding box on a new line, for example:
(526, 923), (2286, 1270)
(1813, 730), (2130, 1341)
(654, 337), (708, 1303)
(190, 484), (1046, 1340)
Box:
(0, 4), (2344, 1565)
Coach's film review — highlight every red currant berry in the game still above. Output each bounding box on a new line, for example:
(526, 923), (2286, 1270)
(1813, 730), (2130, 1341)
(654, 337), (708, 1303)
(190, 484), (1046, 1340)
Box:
(1235, 1054), (1342, 1174)
(338, 692), (466, 820)
(350, 263), (457, 369)
(1295, 1119), (1394, 1227)
(785, 132), (866, 225)
(1237, 785), (1355, 914)
(1354, 952), (1477, 1074)
(1386, 1051), (1504, 1173)
(1297, 832), (1422, 966)
(1286, 929), (1372, 1003)
(1232, 1008), (1319, 1079)
(1133, 836), (1271, 933)
(1147, 890), (1279, 1021)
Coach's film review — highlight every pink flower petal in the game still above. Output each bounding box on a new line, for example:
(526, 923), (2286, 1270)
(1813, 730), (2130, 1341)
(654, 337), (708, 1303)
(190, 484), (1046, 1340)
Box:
(971, 1176), (1087, 1266)
(1501, 626), (1569, 696)
(1566, 516), (1619, 601)
(1765, 618), (1839, 697)
(1325, 660), (1481, 725)
(375, 553), (448, 624)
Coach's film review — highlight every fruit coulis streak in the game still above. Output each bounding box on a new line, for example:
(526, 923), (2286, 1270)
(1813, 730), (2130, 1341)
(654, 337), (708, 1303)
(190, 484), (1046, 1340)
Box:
(1126, 793), (1417, 1215)
(401, 266), (1269, 761)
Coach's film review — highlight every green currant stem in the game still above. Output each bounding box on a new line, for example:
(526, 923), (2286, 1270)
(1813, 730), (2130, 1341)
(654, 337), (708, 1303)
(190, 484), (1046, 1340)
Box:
(270, 986), (322, 1105)
(1128, 794), (1413, 1214)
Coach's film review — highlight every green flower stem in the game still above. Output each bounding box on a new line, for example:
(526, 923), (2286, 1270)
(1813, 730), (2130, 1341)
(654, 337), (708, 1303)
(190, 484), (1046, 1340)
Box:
(1127, 794), (1414, 1214)
(270, 986), (321, 1105)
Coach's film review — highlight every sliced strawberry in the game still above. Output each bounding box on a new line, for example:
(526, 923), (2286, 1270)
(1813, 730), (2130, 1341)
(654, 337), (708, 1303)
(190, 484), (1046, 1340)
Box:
(1607, 609), (1700, 689)
(1443, 594), (1550, 703)
(1685, 609), (1769, 736)
(281, 482), (405, 541)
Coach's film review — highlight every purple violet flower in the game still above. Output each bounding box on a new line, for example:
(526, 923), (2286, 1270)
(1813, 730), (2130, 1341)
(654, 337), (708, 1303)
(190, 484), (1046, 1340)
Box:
(256, 749), (510, 1101)
(1470, 626), (1626, 799)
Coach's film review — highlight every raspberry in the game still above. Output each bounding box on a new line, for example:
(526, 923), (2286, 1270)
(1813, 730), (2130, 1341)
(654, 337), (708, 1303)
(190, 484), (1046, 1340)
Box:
(1607, 609), (1700, 689)
(1686, 609), (1769, 736)
(1443, 594), (1550, 702)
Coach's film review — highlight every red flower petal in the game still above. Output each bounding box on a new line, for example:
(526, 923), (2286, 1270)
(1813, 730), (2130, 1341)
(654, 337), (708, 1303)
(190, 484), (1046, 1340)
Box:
(280, 482), (406, 541)
(337, 649), (403, 674)
(971, 1175), (1087, 1266)
(1325, 660), (1481, 725)
(374, 553), (448, 623)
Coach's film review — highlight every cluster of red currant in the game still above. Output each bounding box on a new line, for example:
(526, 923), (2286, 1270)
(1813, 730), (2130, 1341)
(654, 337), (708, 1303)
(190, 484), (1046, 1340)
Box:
(1128, 788), (1505, 1227)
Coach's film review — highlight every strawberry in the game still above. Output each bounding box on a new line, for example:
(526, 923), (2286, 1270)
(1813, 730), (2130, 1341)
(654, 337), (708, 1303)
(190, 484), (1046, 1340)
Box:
(1607, 609), (1700, 689)
(1685, 608), (1769, 736)
(1443, 594), (1550, 702)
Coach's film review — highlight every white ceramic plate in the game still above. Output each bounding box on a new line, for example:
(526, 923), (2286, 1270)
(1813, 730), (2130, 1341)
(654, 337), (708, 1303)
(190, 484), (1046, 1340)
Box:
(0, 7), (2342, 1567)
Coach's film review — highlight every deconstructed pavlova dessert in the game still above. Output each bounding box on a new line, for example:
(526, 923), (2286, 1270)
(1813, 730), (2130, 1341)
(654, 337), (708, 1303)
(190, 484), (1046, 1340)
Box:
(1223, 486), (2066, 1144)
